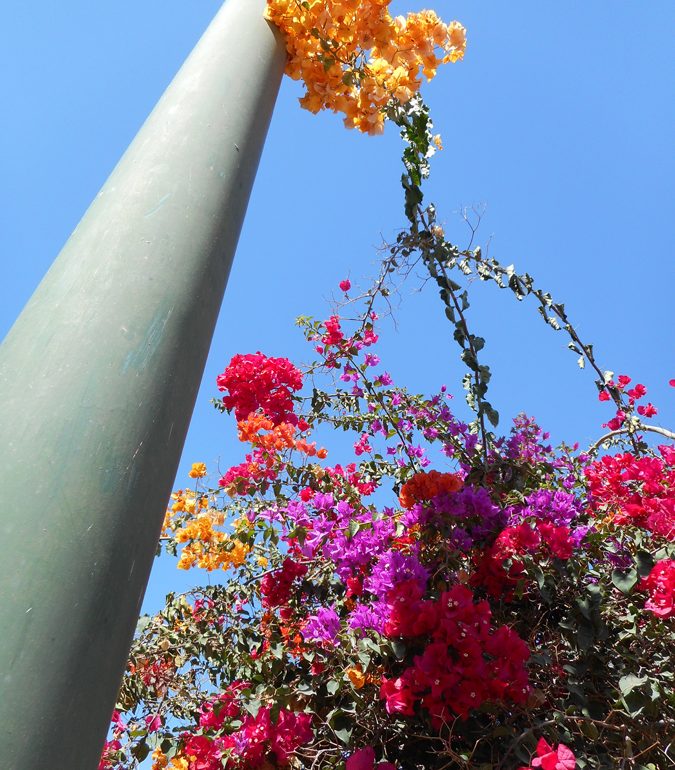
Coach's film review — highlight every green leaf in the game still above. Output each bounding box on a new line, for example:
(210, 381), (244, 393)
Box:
(326, 679), (340, 695)
(611, 568), (638, 594)
(330, 710), (353, 745)
(334, 725), (353, 745)
(243, 698), (261, 716)
(131, 741), (150, 762)
(619, 674), (648, 696)
(577, 619), (595, 651)
(391, 639), (406, 661)
(580, 720), (599, 739)
(135, 615), (151, 635)
(485, 405), (500, 428)
(621, 689), (646, 717)
(636, 550), (655, 577)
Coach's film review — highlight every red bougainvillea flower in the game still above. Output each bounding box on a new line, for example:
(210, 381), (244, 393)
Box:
(217, 352), (303, 425)
(637, 402), (658, 417)
(380, 674), (416, 715)
(322, 315), (345, 347)
(640, 559), (675, 618)
(528, 738), (576, 770)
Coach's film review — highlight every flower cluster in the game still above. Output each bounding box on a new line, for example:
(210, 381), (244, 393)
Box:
(399, 470), (463, 509)
(237, 412), (326, 459)
(152, 685), (313, 770)
(598, 374), (658, 430)
(216, 359), (329, 496)
(128, 309), (672, 769)
(519, 737), (576, 770)
(265, 0), (466, 134)
(217, 352), (303, 425)
(427, 485), (506, 552)
(98, 737), (122, 770)
(163, 497), (251, 572)
(261, 557), (308, 608)
(381, 582), (530, 722)
(584, 445), (675, 540)
(640, 559), (675, 618)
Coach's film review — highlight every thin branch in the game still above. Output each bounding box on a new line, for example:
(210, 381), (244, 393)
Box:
(588, 424), (675, 453)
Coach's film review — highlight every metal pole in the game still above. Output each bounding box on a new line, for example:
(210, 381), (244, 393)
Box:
(0, 0), (284, 766)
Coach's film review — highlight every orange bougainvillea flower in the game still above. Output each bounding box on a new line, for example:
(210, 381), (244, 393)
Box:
(399, 470), (463, 508)
(346, 665), (367, 689)
(166, 501), (251, 572)
(265, 0), (466, 134)
(237, 413), (327, 459)
(151, 748), (169, 770)
(166, 758), (189, 770)
(188, 462), (207, 479)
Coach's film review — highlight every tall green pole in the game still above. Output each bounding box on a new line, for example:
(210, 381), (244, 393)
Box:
(0, 1), (284, 767)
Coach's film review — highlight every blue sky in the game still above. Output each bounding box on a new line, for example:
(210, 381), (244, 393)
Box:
(2, 1), (674, 611)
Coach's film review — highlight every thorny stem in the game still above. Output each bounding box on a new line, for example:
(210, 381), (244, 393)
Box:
(458, 250), (645, 453)
(422, 211), (490, 466)
(344, 350), (424, 473)
(392, 98), (671, 458)
(588, 424), (675, 454)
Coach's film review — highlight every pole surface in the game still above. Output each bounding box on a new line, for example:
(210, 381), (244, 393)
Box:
(0, 0), (284, 766)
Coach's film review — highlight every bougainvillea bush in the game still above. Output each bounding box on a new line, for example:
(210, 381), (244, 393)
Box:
(100, 2), (674, 769)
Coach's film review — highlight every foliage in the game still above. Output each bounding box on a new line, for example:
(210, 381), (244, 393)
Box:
(100, 3), (674, 769)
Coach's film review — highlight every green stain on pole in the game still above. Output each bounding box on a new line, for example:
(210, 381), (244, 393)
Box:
(0, 1), (284, 767)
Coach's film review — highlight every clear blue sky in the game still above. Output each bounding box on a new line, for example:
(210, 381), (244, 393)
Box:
(2, 1), (674, 611)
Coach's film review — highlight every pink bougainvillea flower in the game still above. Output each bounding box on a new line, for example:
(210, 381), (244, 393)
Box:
(627, 383), (647, 400)
(339, 278), (352, 292)
(640, 559), (675, 618)
(144, 713), (163, 732)
(98, 739), (122, 770)
(111, 709), (127, 732)
(531, 738), (576, 770)
(347, 747), (376, 770)
(346, 747), (396, 770)
(605, 410), (626, 431)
